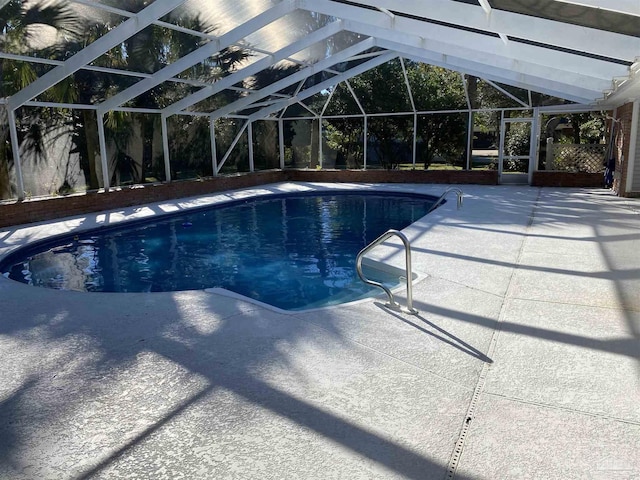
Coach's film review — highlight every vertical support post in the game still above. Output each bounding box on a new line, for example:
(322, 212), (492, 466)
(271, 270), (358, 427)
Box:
(412, 113), (418, 168)
(318, 117), (323, 169)
(363, 115), (368, 170)
(210, 117), (218, 176)
(528, 110), (539, 185)
(161, 114), (171, 182)
(97, 111), (110, 191)
(248, 120), (254, 172)
(498, 111), (506, 182)
(7, 109), (25, 199)
(278, 118), (285, 170)
(466, 110), (474, 170)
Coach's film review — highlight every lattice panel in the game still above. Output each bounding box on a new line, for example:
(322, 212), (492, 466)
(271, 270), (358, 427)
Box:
(552, 144), (606, 173)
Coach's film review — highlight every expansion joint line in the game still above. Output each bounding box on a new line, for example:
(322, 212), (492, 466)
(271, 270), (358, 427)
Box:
(444, 187), (543, 480)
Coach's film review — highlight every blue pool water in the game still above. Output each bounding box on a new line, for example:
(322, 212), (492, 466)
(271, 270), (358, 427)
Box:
(1, 192), (437, 310)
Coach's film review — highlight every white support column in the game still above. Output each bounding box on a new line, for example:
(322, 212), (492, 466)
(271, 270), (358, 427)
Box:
(412, 113), (417, 168)
(248, 121), (254, 172)
(278, 118), (285, 170)
(363, 115), (368, 170)
(161, 114), (171, 182)
(7, 109), (25, 199)
(528, 109), (539, 185)
(467, 111), (474, 170)
(97, 112), (110, 191)
(319, 119), (323, 169)
(210, 118), (218, 177)
(498, 110), (506, 181)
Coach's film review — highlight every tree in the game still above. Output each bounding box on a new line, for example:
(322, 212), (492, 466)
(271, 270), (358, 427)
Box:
(0, 0), (82, 199)
(323, 60), (468, 169)
(409, 65), (467, 168)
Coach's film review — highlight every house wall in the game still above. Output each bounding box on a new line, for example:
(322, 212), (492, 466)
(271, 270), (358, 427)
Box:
(628, 102), (640, 195)
(612, 101), (640, 197)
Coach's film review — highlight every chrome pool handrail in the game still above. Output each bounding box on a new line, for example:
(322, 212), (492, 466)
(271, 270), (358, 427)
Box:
(355, 229), (418, 315)
(428, 187), (464, 213)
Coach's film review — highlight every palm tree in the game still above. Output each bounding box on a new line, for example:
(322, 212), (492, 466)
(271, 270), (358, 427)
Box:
(0, 0), (82, 199)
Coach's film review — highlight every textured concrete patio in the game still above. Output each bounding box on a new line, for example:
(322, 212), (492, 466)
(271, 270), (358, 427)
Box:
(0, 183), (638, 479)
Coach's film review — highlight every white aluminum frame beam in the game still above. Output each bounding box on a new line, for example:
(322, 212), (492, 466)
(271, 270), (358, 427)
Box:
(7, 0), (187, 111)
(209, 38), (377, 121)
(97, 0), (297, 114)
(400, 51), (596, 104)
(345, 18), (627, 84)
(555, 0), (640, 16)
(247, 52), (397, 122)
(370, 37), (612, 103)
(376, 38), (603, 103)
(325, 0), (640, 62)
(164, 20), (344, 116)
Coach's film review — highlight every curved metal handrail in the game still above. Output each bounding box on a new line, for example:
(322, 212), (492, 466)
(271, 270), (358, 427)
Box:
(428, 187), (464, 213)
(355, 229), (418, 315)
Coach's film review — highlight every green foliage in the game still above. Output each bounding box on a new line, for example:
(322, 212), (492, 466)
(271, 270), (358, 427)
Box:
(324, 61), (468, 169)
(504, 122), (530, 171)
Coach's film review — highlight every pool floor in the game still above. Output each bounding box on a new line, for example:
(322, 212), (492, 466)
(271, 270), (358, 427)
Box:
(0, 183), (638, 479)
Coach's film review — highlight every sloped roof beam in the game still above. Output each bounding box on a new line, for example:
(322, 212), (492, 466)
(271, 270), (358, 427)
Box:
(247, 51), (397, 122)
(314, 4), (630, 83)
(164, 20), (344, 116)
(555, 0), (640, 16)
(600, 67), (640, 106)
(373, 36), (610, 101)
(97, 0), (297, 113)
(322, 0), (640, 61)
(404, 52), (596, 104)
(379, 37), (601, 102)
(344, 18), (624, 95)
(308, 6), (628, 83)
(7, 0), (187, 111)
(358, 20), (618, 87)
(391, 44), (599, 103)
(209, 38), (376, 121)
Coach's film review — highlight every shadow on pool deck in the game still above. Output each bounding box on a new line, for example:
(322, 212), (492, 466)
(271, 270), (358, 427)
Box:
(0, 184), (638, 479)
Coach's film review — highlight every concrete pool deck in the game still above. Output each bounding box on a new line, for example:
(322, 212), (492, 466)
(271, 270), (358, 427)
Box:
(0, 183), (638, 479)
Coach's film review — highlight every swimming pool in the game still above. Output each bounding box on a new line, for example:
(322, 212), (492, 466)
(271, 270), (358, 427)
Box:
(0, 191), (437, 310)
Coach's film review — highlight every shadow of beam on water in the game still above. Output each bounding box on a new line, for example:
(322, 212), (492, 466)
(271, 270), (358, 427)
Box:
(375, 302), (493, 363)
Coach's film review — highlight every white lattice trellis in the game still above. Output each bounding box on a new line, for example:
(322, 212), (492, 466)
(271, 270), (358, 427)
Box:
(549, 144), (606, 173)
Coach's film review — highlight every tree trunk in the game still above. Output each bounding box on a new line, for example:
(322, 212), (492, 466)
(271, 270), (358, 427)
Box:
(82, 110), (101, 189)
(0, 142), (13, 199)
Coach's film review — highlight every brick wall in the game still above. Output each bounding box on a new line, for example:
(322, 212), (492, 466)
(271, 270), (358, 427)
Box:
(613, 102), (634, 196)
(531, 172), (604, 188)
(286, 169), (498, 184)
(0, 169), (498, 228)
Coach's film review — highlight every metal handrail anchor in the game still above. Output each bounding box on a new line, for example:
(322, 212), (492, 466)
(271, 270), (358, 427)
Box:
(428, 187), (464, 213)
(356, 229), (418, 315)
